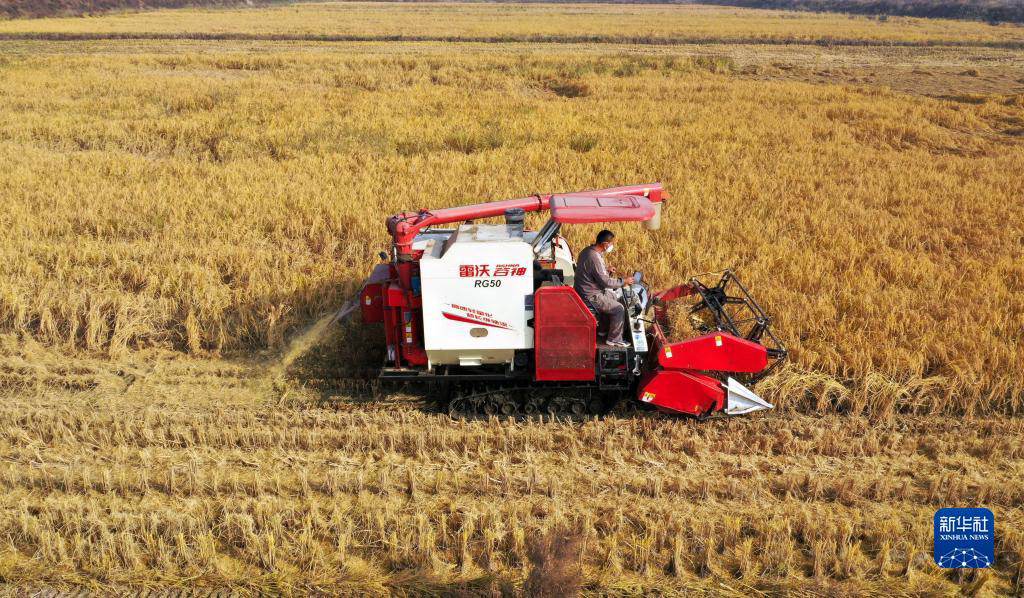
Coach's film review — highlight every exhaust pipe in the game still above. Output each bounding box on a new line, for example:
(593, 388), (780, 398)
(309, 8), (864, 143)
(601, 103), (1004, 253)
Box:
(505, 207), (525, 238)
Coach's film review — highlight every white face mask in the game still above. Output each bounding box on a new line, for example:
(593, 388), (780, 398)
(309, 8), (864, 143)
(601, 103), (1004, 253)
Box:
(605, 243), (615, 254)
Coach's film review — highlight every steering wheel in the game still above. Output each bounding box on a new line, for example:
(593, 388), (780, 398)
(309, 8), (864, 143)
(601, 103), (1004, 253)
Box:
(627, 271), (649, 313)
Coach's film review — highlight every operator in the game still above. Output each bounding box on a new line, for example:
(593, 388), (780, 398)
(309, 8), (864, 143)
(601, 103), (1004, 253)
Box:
(574, 229), (634, 348)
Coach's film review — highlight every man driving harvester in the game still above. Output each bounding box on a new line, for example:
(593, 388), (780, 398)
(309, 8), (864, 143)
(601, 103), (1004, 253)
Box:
(574, 229), (635, 348)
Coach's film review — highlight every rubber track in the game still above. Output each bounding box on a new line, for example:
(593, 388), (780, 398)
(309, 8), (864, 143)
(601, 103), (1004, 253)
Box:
(446, 384), (618, 419)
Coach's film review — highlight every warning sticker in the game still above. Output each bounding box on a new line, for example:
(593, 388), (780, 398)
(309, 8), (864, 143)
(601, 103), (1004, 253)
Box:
(715, 335), (723, 347)
(641, 392), (656, 403)
(665, 347), (673, 358)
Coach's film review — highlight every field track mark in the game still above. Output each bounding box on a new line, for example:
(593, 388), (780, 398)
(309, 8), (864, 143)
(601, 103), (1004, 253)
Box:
(1, 31), (1023, 49)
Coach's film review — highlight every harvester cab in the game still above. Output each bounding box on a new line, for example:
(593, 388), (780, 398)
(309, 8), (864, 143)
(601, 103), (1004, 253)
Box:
(359, 183), (786, 418)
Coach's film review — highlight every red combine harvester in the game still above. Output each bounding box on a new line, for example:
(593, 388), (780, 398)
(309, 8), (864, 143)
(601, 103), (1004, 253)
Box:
(360, 183), (786, 418)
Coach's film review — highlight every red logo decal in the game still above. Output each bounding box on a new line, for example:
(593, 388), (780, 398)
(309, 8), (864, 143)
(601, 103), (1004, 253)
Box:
(459, 264), (527, 278)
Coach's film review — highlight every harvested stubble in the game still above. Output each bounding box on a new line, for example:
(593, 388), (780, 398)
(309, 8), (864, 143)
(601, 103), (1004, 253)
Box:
(0, 350), (1021, 594)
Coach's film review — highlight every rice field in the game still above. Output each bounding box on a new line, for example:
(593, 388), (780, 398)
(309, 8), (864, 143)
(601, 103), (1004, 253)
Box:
(0, 1), (1023, 594)
(2, 38), (1022, 415)
(0, 2), (1021, 45)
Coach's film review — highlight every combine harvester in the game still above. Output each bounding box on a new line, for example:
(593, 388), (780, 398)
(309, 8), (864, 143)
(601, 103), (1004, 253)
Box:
(359, 183), (786, 418)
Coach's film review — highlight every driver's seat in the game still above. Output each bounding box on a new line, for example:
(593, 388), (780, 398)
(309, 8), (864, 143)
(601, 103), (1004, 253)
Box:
(579, 293), (609, 340)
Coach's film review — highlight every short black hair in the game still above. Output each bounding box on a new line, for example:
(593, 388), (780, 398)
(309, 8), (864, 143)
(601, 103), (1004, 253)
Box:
(596, 230), (615, 244)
